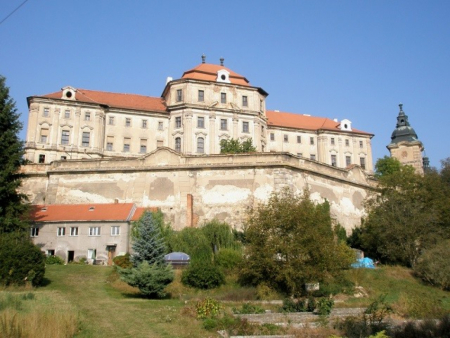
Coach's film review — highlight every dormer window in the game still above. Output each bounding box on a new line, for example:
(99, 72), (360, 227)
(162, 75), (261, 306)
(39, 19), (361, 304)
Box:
(61, 86), (76, 101)
(216, 69), (230, 83)
(340, 119), (352, 131)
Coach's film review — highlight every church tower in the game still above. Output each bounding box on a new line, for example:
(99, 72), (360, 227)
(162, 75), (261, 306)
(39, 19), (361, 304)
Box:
(387, 104), (426, 175)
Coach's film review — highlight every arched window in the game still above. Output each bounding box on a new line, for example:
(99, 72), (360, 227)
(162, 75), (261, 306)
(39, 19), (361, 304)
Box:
(197, 137), (204, 153)
(175, 137), (181, 152)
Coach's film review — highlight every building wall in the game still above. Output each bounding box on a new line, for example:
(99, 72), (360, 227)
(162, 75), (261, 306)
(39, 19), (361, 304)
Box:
(389, 141), (424, 175)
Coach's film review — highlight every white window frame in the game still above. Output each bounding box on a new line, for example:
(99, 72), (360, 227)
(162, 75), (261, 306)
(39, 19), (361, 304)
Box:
(30, 227), (39, 237)
(197, 117), (205, 128)
(89, 227), (101, 236)
(70, 227), (79, 236)
(57, 227), (66, 236)
(111, 226), (120, 236)
(242, 121), (249, 133)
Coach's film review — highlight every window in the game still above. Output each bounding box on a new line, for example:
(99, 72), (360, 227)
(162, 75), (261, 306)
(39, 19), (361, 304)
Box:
(157, 140), (164, 148)
(175, 137), (181, 152)
(40, 128), (49, 143)
(175, 116), (181, 128)
(123, 138), (130, 152)
(346, 156), (351, 167)
(57, 227), (66, 236)
(38, 154), (45, 163)
(345, 139), (350, 147)
(331, 154), (337, 167)
(176, 89), (183, 102)
(61, 130), (70, 145)
(82, 132), (90, 147)
(197, 116), (204, 128)
(108, 116), (114, 125)
(30, 227), (39, 237)
(64, 110), (70, 119)
(106, 136), (113, 151)
(43, 108), (49, 117)
(331, 137), (335, 146)
(197, 137), (204, 153)
(198, 90), (204, 102)
(87, 249), (96, 260)
(61, 156), (67, 160)
(310, 154), (316, 161)
(221, 93), (227, 104)
(284, 134), (288, 143)
(89, 227), (101, 236)
(297, 135), (301, 144)
(360, 157), (366, 170)
(297, 153), (303, 157)
(111, 226), (120, 236)
(85, 112), (90, 121)
(359, 140), (363, 148)
(125, 118), (131, 127)
(310, 137), (315, 145)
(242, 96), (248, 107)
(242, 121), (249, 133)
(70, 227), (78, 236)
(142, 119), (147, 128)
(140, 139), (147, 153)
(220, 119), (227, 130)
(158, 121), (163, 130)
(270, 133), (275, 141)
(47, 249), (55, 256)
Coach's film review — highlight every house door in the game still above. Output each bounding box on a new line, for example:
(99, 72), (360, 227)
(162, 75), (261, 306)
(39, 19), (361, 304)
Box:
(68, 251), (75, 263)
(107, 246), (116, 266)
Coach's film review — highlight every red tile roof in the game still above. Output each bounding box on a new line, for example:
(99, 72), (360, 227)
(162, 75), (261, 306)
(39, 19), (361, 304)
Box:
(182, 63), (250, 86)
(130, 207), (159, 221)
(39, 89), (167, 113)
(266, 110), (373, 135)
(30, 203), (136, 222)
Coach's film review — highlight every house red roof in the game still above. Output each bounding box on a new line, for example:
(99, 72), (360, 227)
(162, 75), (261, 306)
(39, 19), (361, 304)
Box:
(130, 207), (159, 221)
(266, 110), (373, 136)
(30, 203), (136, 222)
(182, 63), (250, 86)
(37, 89), (167, 113)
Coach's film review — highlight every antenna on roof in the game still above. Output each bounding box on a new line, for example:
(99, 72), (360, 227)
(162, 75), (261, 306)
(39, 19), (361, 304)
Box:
(220, 57), (224, 66)
(201, 54), (206, 64)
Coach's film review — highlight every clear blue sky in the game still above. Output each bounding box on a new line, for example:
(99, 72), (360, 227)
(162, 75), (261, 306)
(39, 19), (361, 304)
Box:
(1, 0), (449, 168)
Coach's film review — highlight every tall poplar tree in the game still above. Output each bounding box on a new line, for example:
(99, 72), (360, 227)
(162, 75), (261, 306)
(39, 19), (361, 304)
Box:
(0, 75), (28, 234)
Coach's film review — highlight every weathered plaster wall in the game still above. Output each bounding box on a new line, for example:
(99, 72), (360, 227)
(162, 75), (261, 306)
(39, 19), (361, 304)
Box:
(20, 148), (377, 232)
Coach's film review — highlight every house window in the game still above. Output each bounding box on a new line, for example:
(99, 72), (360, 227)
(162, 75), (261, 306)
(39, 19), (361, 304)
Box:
(310, 137), (314, 145)
(64, 110), (70, 119)
(57, 227), (66, 236)
(87, 249), (96, 260)
(175, 116), (182, 128)
(158, 121), (163, 130)
(242, 121), (249, 133)
(176, 89), (183, 102)
(197, 137), (204, 153)
(38, 154), (45, 163)
(346, 156), (351, 167)
(61, 156), (67, 160)
(81, 132), (90, 147)
(43, 108), (49, 117)
(310, 154), (316, 161)
(198, 90), (204, 102)
(331, 154), (337, 167)
(360, 157), (366, 170)
(220, 119), (227, 130)
(284, 134), (288, 143)
(142, 119), (147, 128)
(197, 117), (204, 128)
(70, 227), (78, 236)
(270, 133), (275, 141)
(125, 118), (131, 127)
(359, 140), (363, 148)
(89, 227), (101, 236)
(111, 226), (120, 236)
(106, 136), (113, 151)
(331, 137), (335, 146)
(242, 96), (248, 107)
(345, 139), (349, 147)
(30, 227), (39, 237)
(40, 128), (49, 143)
(61, 130), (70, 145)
(140, 139), (147, 153)
(297, 135), (301, 144)
(157, 140), (163, 148)
(221, 93), (227, 104)
(85, 112), (90, 121)
(47, 249), (55, 256)
(108, 116), (114, 125)
(123, 138), (131, 152)
(175, 137), (181, 152)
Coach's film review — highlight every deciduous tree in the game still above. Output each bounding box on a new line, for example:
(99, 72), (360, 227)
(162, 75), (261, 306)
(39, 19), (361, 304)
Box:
(220, 138), (256, 154)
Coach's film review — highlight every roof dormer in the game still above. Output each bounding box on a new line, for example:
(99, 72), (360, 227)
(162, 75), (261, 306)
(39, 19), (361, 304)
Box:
(61, 86), (77, 101)
(340, 119), (352, 131)
(216, 69), (230, 83)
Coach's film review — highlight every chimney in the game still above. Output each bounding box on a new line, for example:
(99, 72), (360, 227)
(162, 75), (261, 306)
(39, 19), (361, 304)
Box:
(220, 57), (224, 66)
(114, 198), (119, 204)
(201, 54), (206, 63)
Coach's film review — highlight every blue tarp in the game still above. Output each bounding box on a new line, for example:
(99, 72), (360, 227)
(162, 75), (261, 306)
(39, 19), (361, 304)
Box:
(351, 257), (375, 269)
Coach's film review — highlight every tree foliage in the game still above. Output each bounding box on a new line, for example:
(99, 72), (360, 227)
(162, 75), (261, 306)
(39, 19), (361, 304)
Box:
(239, 188), (355, 297)
(0, 75), (28, 234)
(220, 138), (256, 154)
(414, 240), (450, 290)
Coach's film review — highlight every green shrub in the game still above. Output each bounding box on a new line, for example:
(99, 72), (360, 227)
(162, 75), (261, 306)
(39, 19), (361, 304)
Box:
(215, 248), (243, 269)
(317, 297), (334, 315)
(46, 255), (64, 265)
(414, 240), (450, 290)
(280, 298), (308, 312)
(232, 302), (265, 314)
(195, 298), (222, 319)
(181, 262), (225, 289)
(113, 253), (132, 268)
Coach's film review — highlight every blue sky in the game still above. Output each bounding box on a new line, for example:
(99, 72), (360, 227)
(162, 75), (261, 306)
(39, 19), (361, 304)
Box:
(1, 0), (449, 168)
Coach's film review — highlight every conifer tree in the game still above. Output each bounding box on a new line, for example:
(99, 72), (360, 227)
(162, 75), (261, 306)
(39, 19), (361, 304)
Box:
(0, 75), (28, 234)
